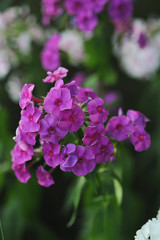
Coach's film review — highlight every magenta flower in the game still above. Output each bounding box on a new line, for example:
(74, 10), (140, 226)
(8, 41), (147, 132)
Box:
(130, 127), (151, 152)
(87, 98), (109, 123)
(59, 104), (85, 133)
(89, 0), (108, 13)
(76, 11), (98, 32)
(36, 166), (54, 187)
(43, 67), (68, 83)
(108, 0), (133, 21)
(72, 146), (96, 176)
(11, 143), (34, 165)
(91, 136), (113, 164)
(41, 0), (62, 25)
(55, 80), (78, 98)
(60, 144), (78, 172)
(42, 142), (61, 167)
(106, 115), (134, 141)
(39, 115), (67, 143)
(20, 103), (41, 133)
(127, 110), (150, 129)
(76, 87), (98, 103)
(14, 127), (37, 146)
(41, 34), (60, 71)
(12, 163), (31, 183)
(83, 124), (106, 146)
(137, 33), (148, 49)
(44, 88), (72, 115)
(19, 84), (34, 109)
(65, 0), (87, 15)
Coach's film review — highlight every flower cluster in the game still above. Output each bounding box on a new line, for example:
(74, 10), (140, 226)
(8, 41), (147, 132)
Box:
(134, 208), (160, 240)
(41, 0), (134, 32)
(108, 0), (133, 32)
(41, 30), (85, 71)
(11, 67), (151, 187)
(113, 19), (160, 79)
(41, 0), (108, 32)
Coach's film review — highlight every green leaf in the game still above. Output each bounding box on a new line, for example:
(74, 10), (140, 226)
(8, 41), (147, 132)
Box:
(113, 178), (123, 205)
(66, 177), (86, 227)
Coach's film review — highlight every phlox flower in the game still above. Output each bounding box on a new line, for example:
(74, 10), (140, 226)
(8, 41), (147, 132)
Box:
(36, 166), (54, 187)
(83, 124), (106, 146)
(19, 83), (34, 109)
(43, 67), (68, 83)
(11, 143), (34, 164)
(106, 115), (134, 141)
(20, 102), (41, 132)
(42, 142), (61, 167)
(12, 162), (31, 183)
(60, 144), (78, 172)
(44, 87), (72, 115)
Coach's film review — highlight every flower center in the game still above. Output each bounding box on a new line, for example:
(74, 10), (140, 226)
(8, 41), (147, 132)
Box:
(79, 158), (83, 163)
(116, 124), (122, 130)
(49, 151), (53, 156)
(29, 115), (33, 121)
(97, 106), (103, 113)
(69, 115), (74, 121)
(100, 146), (105, 152)
(55, 99), (62, 106)
(49, 127), (55, 134)
(139, 134), (144, 141)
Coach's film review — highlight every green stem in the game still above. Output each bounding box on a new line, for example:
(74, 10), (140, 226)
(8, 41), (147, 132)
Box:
(0, 219), (4, 240)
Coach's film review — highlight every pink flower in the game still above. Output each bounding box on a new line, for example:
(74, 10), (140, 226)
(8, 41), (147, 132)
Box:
(87, 98), (109, 123)
(42, 142), (61, 167)
(36, 166), (54, 187)
(12, 163), (31, 183)
(19, 84), (34, 109)
(11, 143), (34, 165)
(44, 87), (72, 115)
(130, 127), (151, 152)
(59, 104), (85, 132)
(43, 67), (68, 83)
(20, 102), (41, 132)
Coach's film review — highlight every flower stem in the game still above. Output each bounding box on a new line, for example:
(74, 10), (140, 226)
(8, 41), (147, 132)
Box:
(31, 96), (44, 103)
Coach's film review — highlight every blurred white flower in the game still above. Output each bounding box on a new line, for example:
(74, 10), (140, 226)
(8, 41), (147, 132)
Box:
(113, 18), (160, 79)
(59, 29), (85, 63)
(16, 32), (31, 54)
(0, 50), (11, 79)
(134, 208), (160, 240)
(5, 74), (22, 102)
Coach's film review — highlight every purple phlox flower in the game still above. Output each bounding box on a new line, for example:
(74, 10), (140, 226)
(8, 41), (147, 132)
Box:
(12, 162), (31, 183)
(87, 98), (109, 123)
(44, 87), (72, 115)
(71, 146), (96, 176)
(65, 0), (88, 15)
(89, 0), (108, 13)
(42, 0), (62, 25)
(105, 91), (120, 105)
(60, 144), (78, 172)
(106, 115), (134, 141)
(108, 0), (133, 21)
(137, 32), (148, 49)
(76, 87), (98, 103)
(55, 80), (78, 98)
(39, 114), (67, 143)
(130, 126), (151, 152)
(43, 67), (68, 83)
(36, 166), (54, 187)
(127, 110), (150, 129)
(20, 102), (41, 132)
(76, 11), (98, 32)
(72, 72), (85, 86)
(91, 136), (114, 163)
(41, 34), (60, 71)
(11, 143), (34, 165)
(19, 84), (34, 109)
(83, 123), (106, 146)
(42, 142), (61, 167)
(13, 126), (37, 146)
(58, 104), (85, 132)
